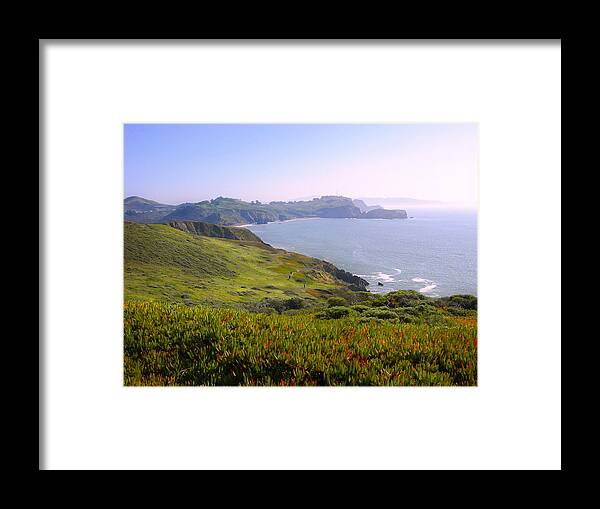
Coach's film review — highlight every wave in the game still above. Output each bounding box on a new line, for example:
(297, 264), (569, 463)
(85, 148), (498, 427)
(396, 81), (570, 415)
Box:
(357, 272), (395, 283)
(412, 277), (433, 283)
(374, 272), (395, 282)
(411, 276), (437, 293)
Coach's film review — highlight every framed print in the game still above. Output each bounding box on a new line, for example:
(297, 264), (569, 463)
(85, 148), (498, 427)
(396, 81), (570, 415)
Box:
(40, 39), (561, 470)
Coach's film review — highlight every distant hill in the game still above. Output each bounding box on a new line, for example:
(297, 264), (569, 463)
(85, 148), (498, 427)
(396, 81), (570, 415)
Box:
(124, 195), (407, 225)
(124, 221), (368, 307)
(352, 199), (383, 213)
(124, 196), (174, 211)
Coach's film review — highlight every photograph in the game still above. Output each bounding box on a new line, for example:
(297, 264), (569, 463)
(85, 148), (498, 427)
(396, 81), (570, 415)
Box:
(124, 123), (478, 386)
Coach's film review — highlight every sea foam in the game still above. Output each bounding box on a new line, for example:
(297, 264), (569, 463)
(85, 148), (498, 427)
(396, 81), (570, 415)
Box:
(374, 272), (395, 282)
(356, 272), (395, 283)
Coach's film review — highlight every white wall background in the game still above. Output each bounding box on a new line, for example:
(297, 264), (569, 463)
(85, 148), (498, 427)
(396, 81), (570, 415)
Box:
(41, 41), (561, 470)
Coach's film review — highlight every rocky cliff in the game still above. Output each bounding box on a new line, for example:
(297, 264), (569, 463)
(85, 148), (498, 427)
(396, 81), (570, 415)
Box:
(352, 199), (383, 213)
(318, 261), (369, 291)
(315, 205), (362, 218)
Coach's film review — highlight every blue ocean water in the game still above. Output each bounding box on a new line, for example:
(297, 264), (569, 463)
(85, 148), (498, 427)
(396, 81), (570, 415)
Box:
(246, 209), (477, 297)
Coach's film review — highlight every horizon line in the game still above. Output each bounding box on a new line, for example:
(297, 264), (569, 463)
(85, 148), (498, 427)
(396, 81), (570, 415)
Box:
(124, 193), (477, 208)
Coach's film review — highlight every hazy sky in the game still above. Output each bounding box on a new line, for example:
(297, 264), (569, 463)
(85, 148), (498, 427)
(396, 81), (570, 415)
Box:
(124, 123), (478, 206)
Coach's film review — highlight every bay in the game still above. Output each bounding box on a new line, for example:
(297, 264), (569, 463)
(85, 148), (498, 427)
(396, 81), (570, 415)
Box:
(246, 209), (477, 297)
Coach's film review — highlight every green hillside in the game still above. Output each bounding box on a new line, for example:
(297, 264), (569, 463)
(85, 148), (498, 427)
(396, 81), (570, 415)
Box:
(125, 222), (366, 307)
(169, 220), (264, 242)
(124, 195), (173, 210)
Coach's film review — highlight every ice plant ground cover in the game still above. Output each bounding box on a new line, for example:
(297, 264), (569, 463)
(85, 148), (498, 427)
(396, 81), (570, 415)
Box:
(124, 301), (477, 386)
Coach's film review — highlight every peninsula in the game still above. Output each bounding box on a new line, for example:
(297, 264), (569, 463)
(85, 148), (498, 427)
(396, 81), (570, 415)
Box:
(124, 195), (408, 226)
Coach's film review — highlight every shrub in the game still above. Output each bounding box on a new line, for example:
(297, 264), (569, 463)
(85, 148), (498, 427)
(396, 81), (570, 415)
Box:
(436, 294), (477, 310)
(327, 296), (347, 307)
(365, 307), (398, 320)
(448, 294), (477, 310)
(395, 306), (418, 316)
(285, 297), (305, 310)
(317, 306), (351, 319)
(351, 304), (370, 313)
(413, 303), (440, 315)
(384, 290), (429, 308)
(370, 296), (388, 307)
(396, 312), (416, 324)
(263, 299), (286, 313)
(349, 291), (374, 303)
(250, 297), (308, 314)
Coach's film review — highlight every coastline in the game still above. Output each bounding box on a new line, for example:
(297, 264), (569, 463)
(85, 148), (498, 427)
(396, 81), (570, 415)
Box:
(235, 216), (322, 228)
(232, 214), (477, 298)
(236, 215), (411, 228)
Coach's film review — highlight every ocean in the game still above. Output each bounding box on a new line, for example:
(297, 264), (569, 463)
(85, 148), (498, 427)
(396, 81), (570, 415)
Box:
(246, 209), (477, 297)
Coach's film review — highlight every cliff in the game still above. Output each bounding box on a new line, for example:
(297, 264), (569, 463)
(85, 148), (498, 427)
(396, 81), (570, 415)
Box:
(352, 199), (383, 213)
(318, 261), (369, 291)
(168, 220), (264, 242)
(315, 205), (362, 218)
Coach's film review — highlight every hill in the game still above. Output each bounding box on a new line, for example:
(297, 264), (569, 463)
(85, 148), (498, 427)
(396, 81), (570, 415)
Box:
(358, 209), (408, 219)
(169, 220), (264, 242)
(124, 221), (368, 308)
(124, 195), (407, 225)
(124, 196), (174, 211)
(352, 199), (383, 212)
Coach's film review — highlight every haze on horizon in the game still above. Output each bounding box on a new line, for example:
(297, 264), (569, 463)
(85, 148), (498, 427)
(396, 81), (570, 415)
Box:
(125, 123), (478, 208)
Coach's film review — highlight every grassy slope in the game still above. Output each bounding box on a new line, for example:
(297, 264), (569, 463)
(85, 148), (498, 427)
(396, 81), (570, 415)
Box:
(168, 220), (264, 242)
(124, 301), (477, 386)
(125, 222), (349, 307)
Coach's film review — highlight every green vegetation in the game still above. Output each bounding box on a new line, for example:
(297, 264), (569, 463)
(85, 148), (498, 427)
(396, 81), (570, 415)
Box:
(124, 301), (477, 386)
(125, 222), (366, 308)
(316, 306), (351, 319)
(327, 296), (348, 307)
(123, 221), (477, 386)
(312, 289), (476, 327)
(169, 220), (264, 242)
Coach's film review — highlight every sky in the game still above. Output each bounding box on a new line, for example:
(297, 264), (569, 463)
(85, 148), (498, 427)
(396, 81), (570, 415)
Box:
(124, 123), (478, 207)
